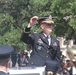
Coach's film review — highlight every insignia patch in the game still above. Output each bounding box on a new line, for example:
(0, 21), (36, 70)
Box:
(37, 39), (43, 50)
(53, 42), (57, 46)
(38, 46), (42, 50)
(38, 39), (43, 44)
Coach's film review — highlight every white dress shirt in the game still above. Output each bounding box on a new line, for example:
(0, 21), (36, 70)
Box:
(43, 33), (51, 45)
(72, 67), (76, 75)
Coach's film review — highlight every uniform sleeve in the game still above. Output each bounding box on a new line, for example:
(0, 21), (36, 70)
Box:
(56, 41), (62, 62)
(20, 27), (34, 44)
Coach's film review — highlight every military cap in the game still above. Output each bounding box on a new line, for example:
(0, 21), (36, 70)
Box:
(38, 15), (54, 25)
(0, 45), (14, 59)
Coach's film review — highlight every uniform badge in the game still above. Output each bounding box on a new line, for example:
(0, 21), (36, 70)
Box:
(53, 42), (57, 46)
(38, 39), (43, 44)
(37, 39), (43, 50)
(38, 46), (42, 50)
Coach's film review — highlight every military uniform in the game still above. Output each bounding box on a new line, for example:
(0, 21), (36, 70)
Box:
(20, 27), (61, 72)
(0, 45), (14, 75)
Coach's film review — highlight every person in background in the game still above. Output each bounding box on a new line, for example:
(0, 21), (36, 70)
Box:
(17, 50), (23, 67)
(59, 67), (70, 75)
(11, 53), (17, 67)
(0, 45), (14, 75)
(21, 53), (28, 67)
(20, 15), (61, 75)
(67, 49), (76, 75)
(66, 60), (73, 75)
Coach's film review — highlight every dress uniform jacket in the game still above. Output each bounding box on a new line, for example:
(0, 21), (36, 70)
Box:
(20, 27), (61, 72)
(0, 71), (9, 75)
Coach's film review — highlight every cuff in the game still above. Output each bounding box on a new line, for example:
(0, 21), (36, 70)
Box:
(24, 27), (31, 33)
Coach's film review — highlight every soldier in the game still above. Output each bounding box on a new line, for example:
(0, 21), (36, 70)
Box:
(0, 45), (14, 75)
(20, 15), (61, 74)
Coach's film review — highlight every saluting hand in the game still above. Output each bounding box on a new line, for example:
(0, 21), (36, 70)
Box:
(27, 16), (38, 28)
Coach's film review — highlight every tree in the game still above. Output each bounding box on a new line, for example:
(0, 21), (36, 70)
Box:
(0, 0), (76, 51)
(50, 0), (76, 40)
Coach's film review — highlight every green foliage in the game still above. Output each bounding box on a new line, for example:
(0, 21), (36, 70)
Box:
(0, 0), (76, 51)
(50, 0), (76, 39)
(0, 28), (25, 51)
(0, 13), (15, 35)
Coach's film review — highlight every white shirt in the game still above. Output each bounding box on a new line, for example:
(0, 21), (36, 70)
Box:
(47, 35), (51, 45)
(43, 33), (51, 45)
(72, 67), (76, 75)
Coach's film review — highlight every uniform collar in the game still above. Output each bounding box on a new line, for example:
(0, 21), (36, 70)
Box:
(43, 33), (50, 37)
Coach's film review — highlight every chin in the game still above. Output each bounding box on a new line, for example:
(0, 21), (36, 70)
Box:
(48, 30), (52, 33)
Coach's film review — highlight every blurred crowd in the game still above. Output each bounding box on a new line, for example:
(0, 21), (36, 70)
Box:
(8, 49), (76, 75)
(47, 55), (76, 75)
(9, 50), (30, 68)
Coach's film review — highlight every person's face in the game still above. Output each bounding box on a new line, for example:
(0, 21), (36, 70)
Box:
(40, 23), (53, 35)
(66, 60), (73, 67)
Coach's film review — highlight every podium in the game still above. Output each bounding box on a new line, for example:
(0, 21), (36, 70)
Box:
(8, 66), (45, 75)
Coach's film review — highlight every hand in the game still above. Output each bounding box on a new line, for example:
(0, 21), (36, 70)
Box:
(27, 16), (38, 28)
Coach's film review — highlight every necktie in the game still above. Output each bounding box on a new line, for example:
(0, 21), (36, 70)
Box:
(47, 35), (51, 45)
